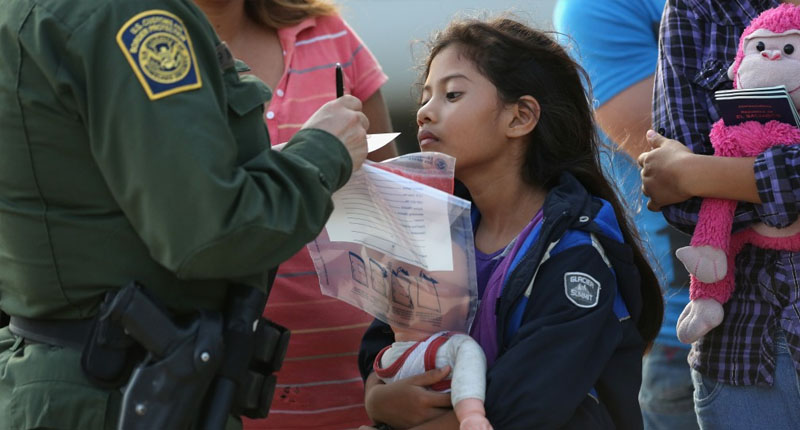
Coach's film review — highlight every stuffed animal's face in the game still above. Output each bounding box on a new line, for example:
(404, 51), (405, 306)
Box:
(731, 28), (800, 108)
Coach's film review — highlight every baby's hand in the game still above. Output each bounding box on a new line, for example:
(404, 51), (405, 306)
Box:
(460, 414), (493, 430)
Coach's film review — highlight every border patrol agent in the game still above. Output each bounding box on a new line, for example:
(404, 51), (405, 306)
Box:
(0, 0), (368, 428)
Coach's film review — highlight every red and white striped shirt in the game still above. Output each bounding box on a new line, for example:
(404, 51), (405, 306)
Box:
(264, 15), (387, 146)
(243, 14), (387, 430)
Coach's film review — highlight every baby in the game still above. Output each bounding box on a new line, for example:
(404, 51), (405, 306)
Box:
(372, 325), (491, 430)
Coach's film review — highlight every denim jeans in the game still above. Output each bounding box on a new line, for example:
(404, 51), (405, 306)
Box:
(639, 343), (699, 430)
(691, 331), (800, 429)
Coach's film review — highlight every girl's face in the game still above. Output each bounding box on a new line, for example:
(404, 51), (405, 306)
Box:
(416, 45), (512, 177)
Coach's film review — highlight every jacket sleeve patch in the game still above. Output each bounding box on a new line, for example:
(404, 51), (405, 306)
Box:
(564, 272), (601, 308)
(116, 10), (202, 100)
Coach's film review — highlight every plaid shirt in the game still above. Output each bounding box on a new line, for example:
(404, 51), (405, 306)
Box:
(654, 0), (800, 386)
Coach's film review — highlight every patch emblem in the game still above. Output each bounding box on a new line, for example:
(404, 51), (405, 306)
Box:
(116, 10), (202, 100)
(564, 272), (601, 308)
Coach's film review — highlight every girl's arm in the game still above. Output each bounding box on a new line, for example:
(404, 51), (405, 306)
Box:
(651, 0), (717, 231)
(484, 244), (623, 428)
(640, 131), (800, 228)
(752, 144), (800, 227)
(408, 410), (460, 430)
(638, 131), (760, 209)
(363, 369), (452, 428)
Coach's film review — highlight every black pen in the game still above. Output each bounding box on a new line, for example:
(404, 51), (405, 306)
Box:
(335, 63), (344, 98)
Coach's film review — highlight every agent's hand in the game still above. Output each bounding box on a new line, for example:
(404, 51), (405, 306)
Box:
(638, 130), (695, 211)
(302, 95), (369, 172)
(364, 367), (452, 429)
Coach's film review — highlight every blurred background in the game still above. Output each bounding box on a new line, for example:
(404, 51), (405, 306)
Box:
(338, 0), (559, 154)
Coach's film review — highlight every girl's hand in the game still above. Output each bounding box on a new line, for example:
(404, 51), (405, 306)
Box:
(638, 130), (695, 210)
(364, 367), (453, 428)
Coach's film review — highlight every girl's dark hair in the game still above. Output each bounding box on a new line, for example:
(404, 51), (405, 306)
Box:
(244, 0), (338, 29)
(422, 17), (663, 351)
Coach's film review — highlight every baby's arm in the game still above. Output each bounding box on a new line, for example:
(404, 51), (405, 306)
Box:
(454, 398), (491, 430)
(447, 334), (492, 430)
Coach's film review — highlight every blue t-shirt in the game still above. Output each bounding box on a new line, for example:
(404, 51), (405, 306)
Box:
(554, 0), (689, 348)
(553, 0), (665, 106)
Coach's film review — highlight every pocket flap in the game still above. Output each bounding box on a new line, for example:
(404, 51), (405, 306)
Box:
(693, 59), (732, 92)
(227, 76), (272, 117)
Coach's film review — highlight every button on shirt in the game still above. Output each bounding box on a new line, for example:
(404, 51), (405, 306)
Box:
(654, 0), (800, 386)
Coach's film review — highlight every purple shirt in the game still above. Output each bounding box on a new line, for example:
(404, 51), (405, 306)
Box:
(471, 210), (544, 367)
(475, 247), (504, 298)
(655, 0), (800, 386)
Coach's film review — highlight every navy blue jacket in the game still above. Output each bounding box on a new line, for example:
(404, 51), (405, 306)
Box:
(359, 172), (647, 429)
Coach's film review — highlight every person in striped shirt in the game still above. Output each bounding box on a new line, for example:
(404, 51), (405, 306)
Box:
(194, 1), (396, 428)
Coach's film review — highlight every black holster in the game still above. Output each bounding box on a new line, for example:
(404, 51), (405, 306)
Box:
(0, 310), (9, 328)
(200, 284), (290, 429)
(83, 282), (224, 430)
(81, 281), (290, 430)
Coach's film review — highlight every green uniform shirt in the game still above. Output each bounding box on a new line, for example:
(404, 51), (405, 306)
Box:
(0, 0), (353, 319)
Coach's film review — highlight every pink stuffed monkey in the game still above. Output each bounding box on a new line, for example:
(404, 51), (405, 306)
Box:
(676, 4), (800, 343)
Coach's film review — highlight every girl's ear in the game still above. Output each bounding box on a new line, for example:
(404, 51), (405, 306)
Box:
(506, 95), (540, 139)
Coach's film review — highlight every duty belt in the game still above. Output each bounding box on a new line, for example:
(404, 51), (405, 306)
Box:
(8, 315), (94, 349)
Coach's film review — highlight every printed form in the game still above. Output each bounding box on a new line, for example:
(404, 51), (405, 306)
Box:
(326, 164), (454, 271)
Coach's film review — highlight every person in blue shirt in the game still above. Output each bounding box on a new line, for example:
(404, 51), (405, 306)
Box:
(553, 1), (698, 429)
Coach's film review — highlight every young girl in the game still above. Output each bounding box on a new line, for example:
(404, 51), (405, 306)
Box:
(358, 17), (663, 429)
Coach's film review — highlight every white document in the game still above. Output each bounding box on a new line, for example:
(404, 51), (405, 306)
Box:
(272, 132), (400, 153)
(366, 132), (400, 153)
(325, 163), (454, 271)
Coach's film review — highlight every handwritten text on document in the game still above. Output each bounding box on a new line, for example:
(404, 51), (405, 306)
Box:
(326, 164), (454, 271)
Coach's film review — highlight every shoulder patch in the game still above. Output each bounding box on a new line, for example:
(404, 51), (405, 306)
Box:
(116, 10), (202, 100)
(564, 272), (601, 308)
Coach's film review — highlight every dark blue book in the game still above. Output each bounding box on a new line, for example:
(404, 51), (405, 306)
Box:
(715, 85), (800, 127)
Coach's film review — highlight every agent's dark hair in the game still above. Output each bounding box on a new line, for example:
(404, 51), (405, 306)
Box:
(422, 17), (663, 350)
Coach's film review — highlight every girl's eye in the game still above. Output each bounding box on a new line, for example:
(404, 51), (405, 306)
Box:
(419, 98), (430, 106)
(445, 92), (462, 100)
(757, 41), (766, 52)
(785, 44), (795, 55)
